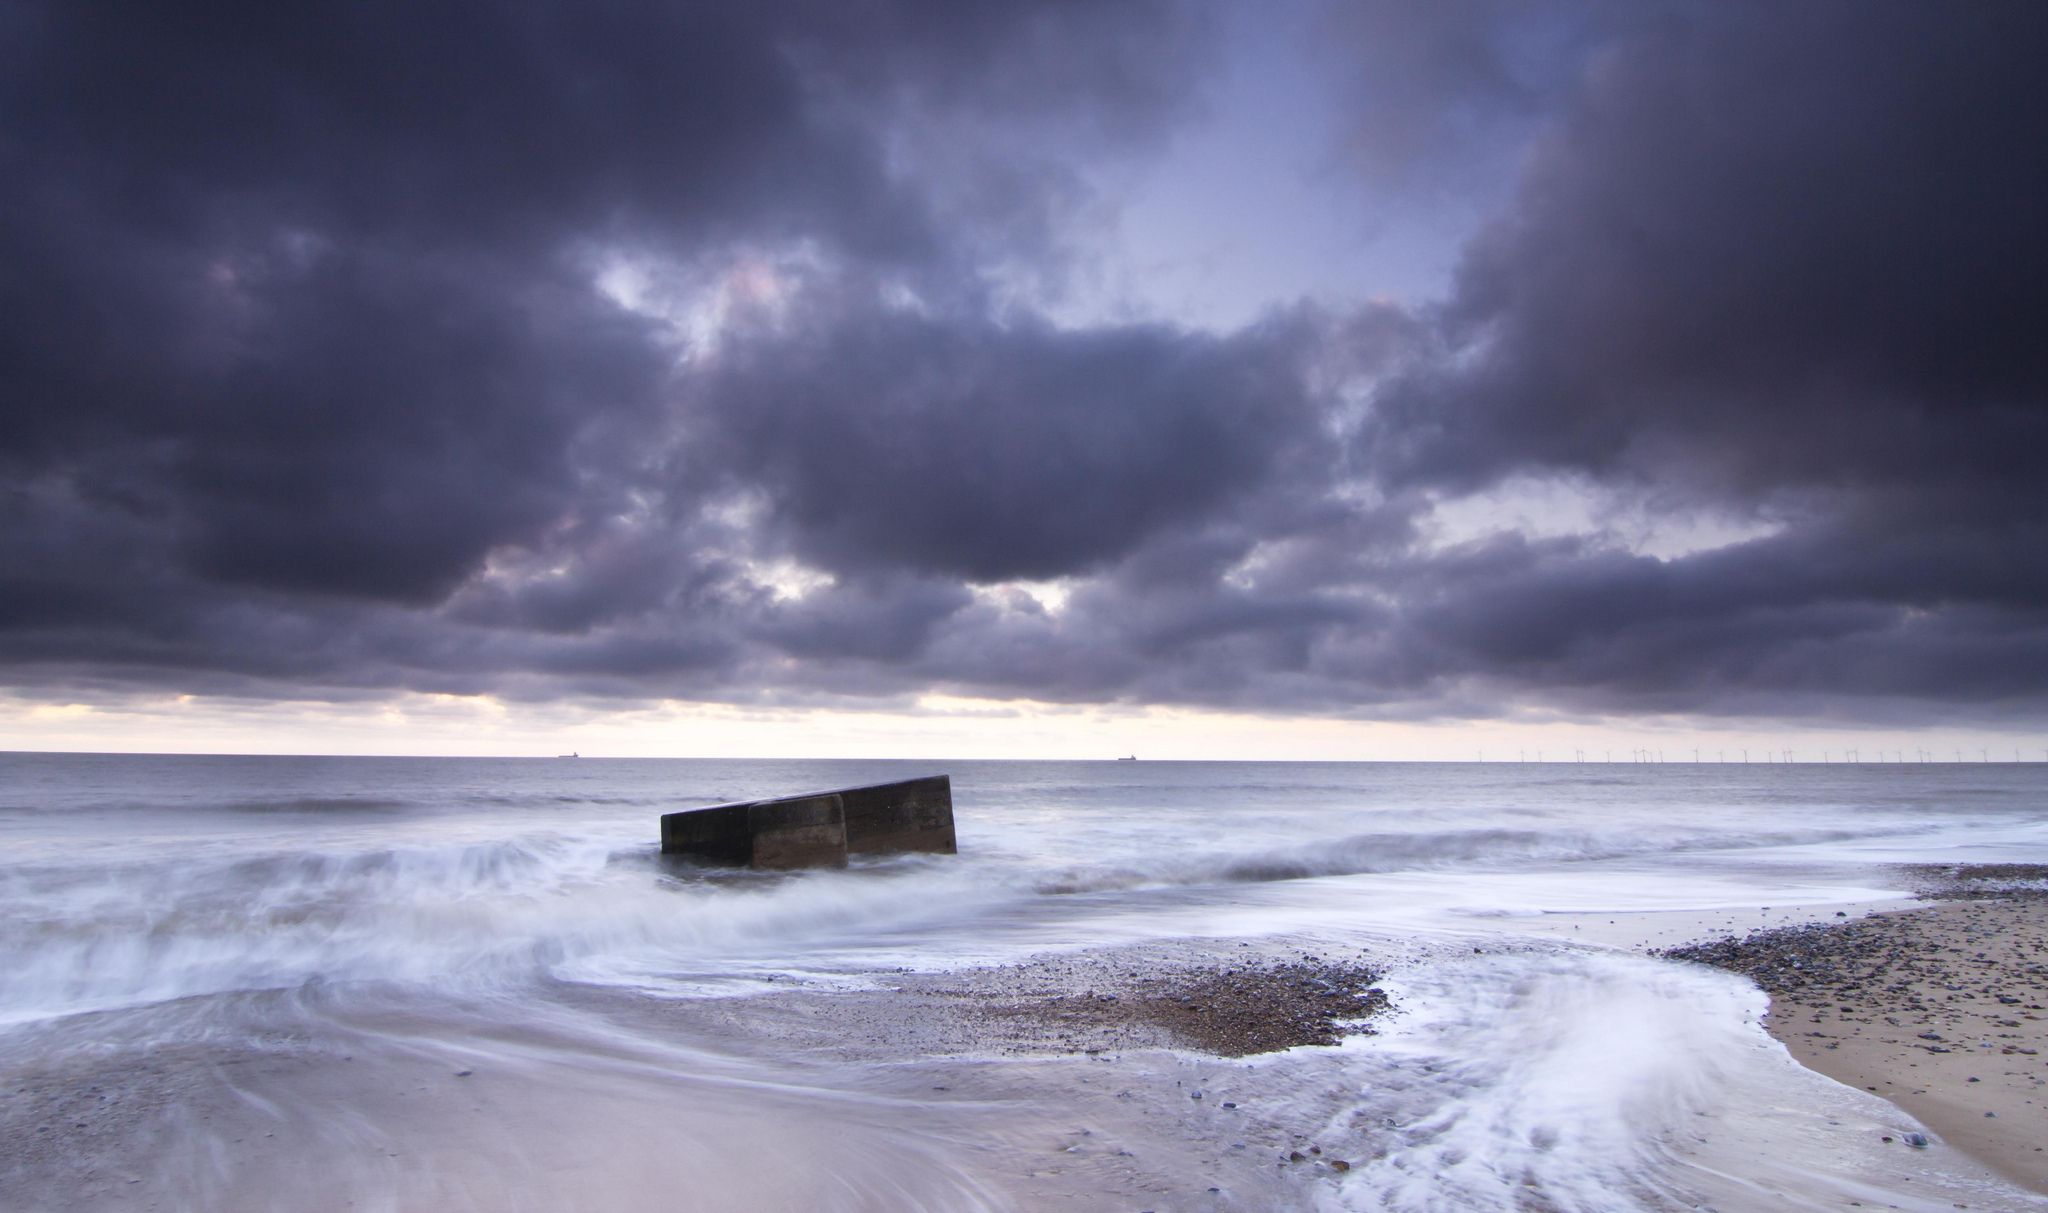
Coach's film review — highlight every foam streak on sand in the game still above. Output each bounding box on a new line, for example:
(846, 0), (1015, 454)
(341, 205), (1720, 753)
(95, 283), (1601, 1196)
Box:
(1662, 870), (2048, 1195)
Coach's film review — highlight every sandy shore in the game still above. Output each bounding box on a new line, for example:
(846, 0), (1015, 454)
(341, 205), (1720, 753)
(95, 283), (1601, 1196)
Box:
(0, 943), (1420, 1213)
(9, 878), (2047, 1211)
(1662, 867), (2048, 1195)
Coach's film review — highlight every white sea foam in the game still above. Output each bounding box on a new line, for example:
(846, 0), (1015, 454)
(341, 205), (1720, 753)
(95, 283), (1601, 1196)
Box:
(1300, 951), (2040, 1212)
(4, 756), (2045, 1024)
(2, 755), (2044, 1210)
(1327, 952), (1771, 1211)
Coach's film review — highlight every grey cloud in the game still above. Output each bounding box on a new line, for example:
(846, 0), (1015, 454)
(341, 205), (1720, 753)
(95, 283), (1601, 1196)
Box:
(1315, 0), (1613, 189)
(1367, 2), (2048, 506)
(2, 0), (2046, 731)
(757, 576), (976, 664)
(1324, 0), (2048, 714)
(685, 300), (1323, 582)
(0, 0), (1201, 604)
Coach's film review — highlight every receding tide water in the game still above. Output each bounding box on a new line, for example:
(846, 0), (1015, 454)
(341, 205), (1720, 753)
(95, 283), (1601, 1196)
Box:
(3, 754), (2046, 1212)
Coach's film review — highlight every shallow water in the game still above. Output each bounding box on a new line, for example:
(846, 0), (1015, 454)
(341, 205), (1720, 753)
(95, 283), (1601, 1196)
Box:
(3, 754), (2045, 1210)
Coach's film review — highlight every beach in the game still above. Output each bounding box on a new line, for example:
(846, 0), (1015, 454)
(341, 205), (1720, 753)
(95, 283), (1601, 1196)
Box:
(1662, 870), (2048, 1196)
(4, 754), (2047, 1211)
(7, 926), (2043, 1212)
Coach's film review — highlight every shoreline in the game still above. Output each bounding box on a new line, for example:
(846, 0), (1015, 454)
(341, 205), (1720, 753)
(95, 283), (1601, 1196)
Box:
(8, 880), (2047, 1210)
(6, 919), (2041, 1212)
(1657, 870), (2048, 1195)
(655, 909), (2046, 1208)
(657, 887), (2048, 1203)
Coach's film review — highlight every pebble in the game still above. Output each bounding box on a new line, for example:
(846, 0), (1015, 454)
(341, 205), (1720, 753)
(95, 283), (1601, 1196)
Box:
(998, 959), (1391, 1057)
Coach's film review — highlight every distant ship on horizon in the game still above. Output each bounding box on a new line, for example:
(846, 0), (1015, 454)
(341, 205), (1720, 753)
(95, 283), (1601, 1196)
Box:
(1115, 755), (1136, 761)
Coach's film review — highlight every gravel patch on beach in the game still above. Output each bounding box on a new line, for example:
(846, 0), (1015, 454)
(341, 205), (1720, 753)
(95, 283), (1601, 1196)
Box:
(1654, 865), (2048, 1016)
(964, 957), (1391, 1058)
(1903, 863), (2048, 902)
(615, 942), (1402, 1065)
(0, 1051), (181, 1200)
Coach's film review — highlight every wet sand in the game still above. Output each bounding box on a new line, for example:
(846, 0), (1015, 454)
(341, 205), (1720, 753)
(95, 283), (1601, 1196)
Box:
(669, 932), (2037, 1210)
(9, 900), (2047, 1211)
(0, 943), (1411, 1213)
(1661, 867), (2048, 1195)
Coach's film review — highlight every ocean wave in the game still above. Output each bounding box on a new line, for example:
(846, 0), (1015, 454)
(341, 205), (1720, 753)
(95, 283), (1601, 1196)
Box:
(0, 834), (1013, 1025)
(1028, 822), (1872, 895)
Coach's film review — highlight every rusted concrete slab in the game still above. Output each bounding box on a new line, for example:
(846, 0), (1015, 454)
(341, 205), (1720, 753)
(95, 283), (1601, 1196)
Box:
(660, 776), (954, 869)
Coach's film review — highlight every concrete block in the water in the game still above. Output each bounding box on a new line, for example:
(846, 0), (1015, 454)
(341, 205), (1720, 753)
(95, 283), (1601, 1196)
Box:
(660, 776), (954, 869)
(660, 792), (847, 870)
(841, 775), (956, 856)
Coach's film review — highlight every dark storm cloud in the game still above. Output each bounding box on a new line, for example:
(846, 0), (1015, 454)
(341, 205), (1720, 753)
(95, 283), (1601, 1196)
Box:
(884, 0), (2048, 720)
(4, 0), (2048, 727)
(1367, 2), (2048, 504)
(1334, 0), (2048, 714)
(0, 0), (1203, 600)
(686, 299), (1322, 582)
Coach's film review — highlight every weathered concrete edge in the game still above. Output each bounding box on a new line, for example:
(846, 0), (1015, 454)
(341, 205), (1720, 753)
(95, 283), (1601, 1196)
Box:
(660, 775), (954, 868)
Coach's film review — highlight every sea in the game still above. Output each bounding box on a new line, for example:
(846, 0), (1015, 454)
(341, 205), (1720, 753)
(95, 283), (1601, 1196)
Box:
(2, 753), (2045, 1212)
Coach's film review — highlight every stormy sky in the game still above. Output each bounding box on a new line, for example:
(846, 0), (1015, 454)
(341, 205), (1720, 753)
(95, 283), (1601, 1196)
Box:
(4, 0), (2046, 752)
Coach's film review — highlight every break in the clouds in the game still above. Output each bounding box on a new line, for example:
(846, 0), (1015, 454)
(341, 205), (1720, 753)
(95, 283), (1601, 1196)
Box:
(1, 0), (2045, 727)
